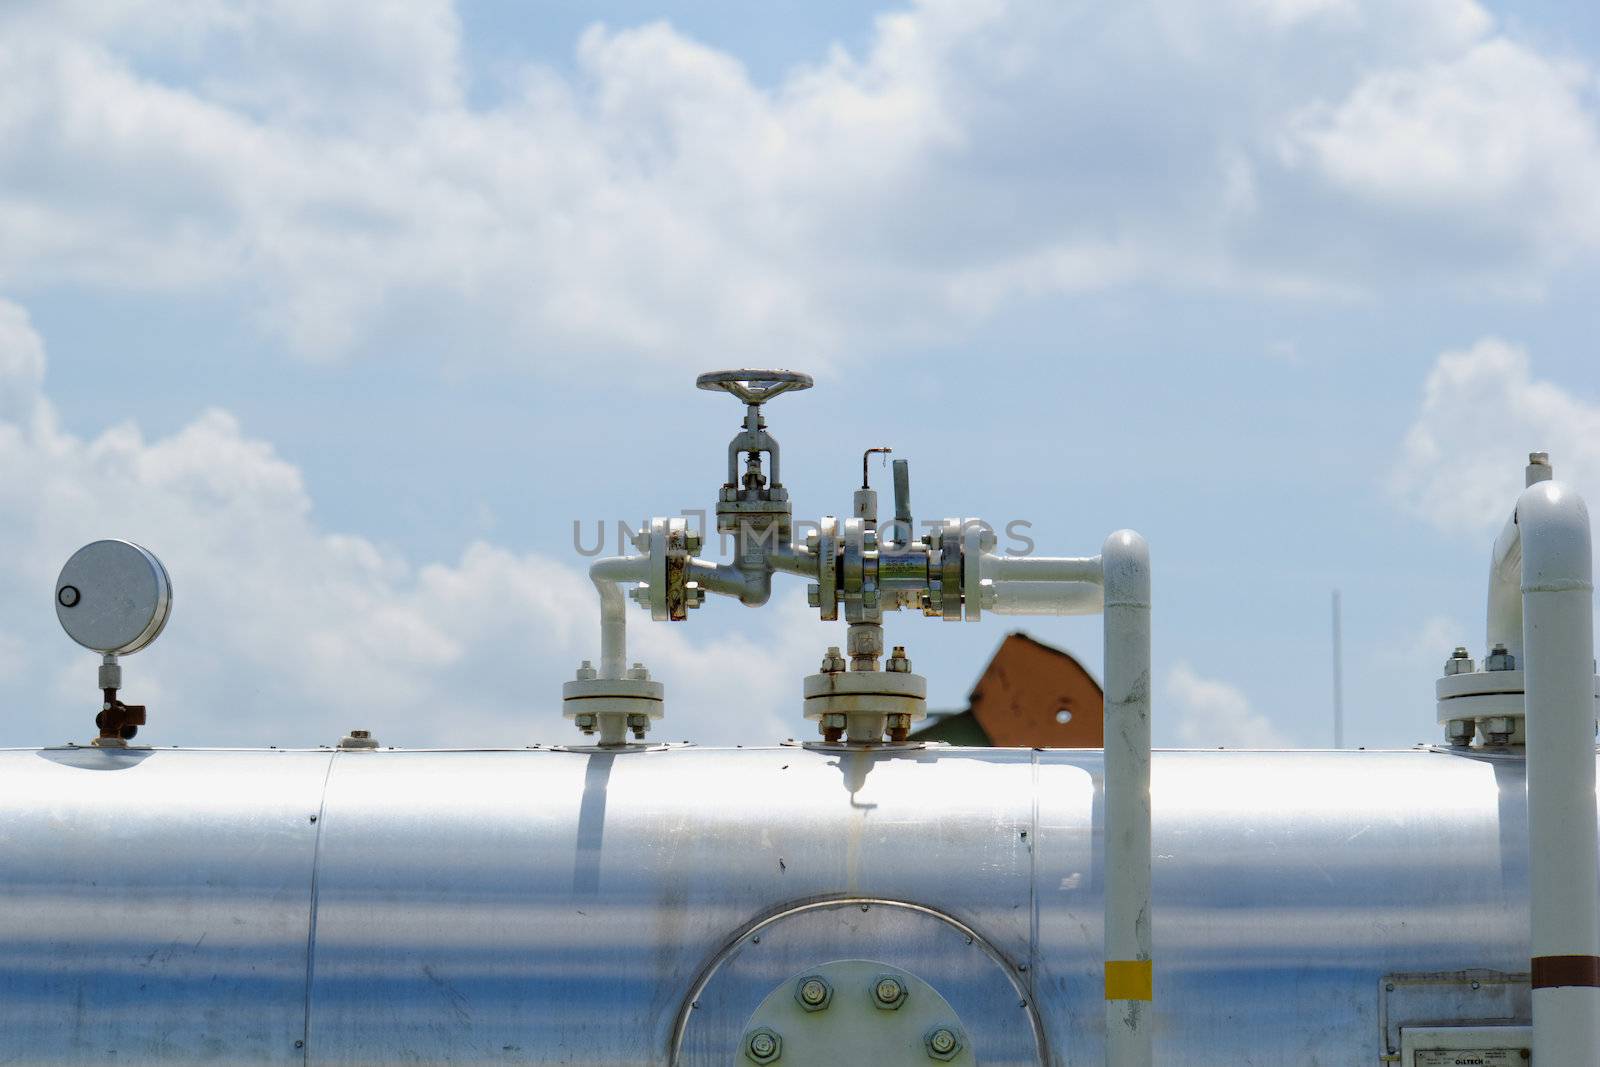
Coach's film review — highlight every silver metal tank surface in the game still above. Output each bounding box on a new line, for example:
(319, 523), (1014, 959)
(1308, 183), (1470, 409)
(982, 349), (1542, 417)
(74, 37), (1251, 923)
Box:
(0, 743), (1568, 1065)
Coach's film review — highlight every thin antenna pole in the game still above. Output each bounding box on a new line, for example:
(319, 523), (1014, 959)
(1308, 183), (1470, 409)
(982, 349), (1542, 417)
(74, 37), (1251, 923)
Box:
(1331, 589), (1344, 749)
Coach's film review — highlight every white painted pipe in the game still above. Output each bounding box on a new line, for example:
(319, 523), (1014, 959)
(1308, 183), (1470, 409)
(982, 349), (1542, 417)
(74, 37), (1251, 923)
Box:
(1488, 510), (1525, 664)
(1102, 530), (1152, 1067)
(1516, 478), (1600, 1064)
(1491, 455), (1557, 662)
(980, 552), (1102, 584)
(987, 579), (1104, 616)
(589, 556), (648, 680)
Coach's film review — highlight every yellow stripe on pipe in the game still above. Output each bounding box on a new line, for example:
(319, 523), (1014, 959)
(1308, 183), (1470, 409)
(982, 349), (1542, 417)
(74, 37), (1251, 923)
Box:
(1105, 959), (1153, 1001)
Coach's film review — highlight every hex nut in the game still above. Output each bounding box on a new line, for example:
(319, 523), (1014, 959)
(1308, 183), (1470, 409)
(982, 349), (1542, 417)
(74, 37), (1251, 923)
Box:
(794, 975), (832, 1012)
(1485, 643), (1517, 672)
(925, 1025), (963, 1061)
(744, 1027), (782, 1064)
(872, 975), (907, 1009)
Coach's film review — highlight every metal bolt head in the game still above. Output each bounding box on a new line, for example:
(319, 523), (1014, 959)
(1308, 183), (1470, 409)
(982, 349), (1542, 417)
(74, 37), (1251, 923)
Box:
(1445, 718), (1475, 746)
(794, 975), (832, 1012)
(1484, 715), (1516, 744)
(575, 713), (596, 734)
(1486, 644), (1516, 672)
(925, 1025), (963, 1061)
(744, 1027), (782, 1064)
(575, 661), (598, 681)
(1444, 647), (1476, 676)
(626, 662), (651, 681)
(872, 975), (907, 1009)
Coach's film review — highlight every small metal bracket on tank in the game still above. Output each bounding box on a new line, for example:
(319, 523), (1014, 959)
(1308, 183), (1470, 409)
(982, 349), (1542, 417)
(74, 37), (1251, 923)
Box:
(54, 540), (173, 747)
(1378, 970), (1530, 1062)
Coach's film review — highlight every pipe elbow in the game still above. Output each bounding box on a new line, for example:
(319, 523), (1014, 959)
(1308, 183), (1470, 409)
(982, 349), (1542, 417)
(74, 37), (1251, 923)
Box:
(590, 555), (648, 588)
(1102, 529), (1151, 608)
(1516, 481), (1593, 592)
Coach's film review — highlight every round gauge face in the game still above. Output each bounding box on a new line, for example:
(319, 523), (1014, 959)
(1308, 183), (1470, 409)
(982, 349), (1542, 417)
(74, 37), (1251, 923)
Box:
(54, 540), (172, 655)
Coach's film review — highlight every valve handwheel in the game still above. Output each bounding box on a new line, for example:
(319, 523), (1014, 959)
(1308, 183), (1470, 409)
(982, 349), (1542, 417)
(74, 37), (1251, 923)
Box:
(696, 369), (813, 407)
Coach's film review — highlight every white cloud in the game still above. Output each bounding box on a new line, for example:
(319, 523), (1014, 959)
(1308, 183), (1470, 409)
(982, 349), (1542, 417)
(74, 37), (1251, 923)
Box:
(1392, 337), (1600, 533)
(0, 297), (823, 748)
(0, 0), (1596, 368)
(1165, 660), (1292, 748)
(1283, 39), (1600, 284)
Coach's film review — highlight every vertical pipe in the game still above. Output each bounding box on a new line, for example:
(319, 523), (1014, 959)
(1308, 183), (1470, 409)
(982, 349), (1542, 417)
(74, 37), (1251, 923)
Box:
(1102, 530), (1152, 1067)
(1331, 590), (1344, 749)
(1519, 479), (1600, 1065)
(590, 556), (649, 680)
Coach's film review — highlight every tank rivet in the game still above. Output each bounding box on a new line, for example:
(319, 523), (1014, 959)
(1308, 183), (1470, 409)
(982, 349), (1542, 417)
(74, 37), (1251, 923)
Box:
(925, 1025), (962, 1061)
(744, 1027), (782, 1063)
(873, 975), (907, 1009)
(795, 975), (832, 1011)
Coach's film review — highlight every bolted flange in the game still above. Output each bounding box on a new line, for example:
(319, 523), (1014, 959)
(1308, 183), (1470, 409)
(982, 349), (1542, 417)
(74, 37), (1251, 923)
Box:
(564, 661), (665, 744)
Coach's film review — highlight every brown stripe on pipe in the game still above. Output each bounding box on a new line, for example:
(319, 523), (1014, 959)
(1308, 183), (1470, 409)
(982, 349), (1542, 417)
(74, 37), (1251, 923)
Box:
(1531, 955), (1600, 989)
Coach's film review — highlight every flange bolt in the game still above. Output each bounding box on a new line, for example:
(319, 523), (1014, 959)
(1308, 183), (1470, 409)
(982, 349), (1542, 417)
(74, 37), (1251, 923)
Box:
(744, 1027), (782, 1064)
(1485, 643), (1516, 671)
(873, 975), (907, 1009)
(1444, 647), (1475, 676)
(795, 974), (832, 1012)
(924, 1025), (963, 1061)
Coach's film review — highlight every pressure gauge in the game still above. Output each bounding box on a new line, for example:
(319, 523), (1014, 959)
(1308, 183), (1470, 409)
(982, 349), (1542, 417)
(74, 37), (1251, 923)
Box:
(55, 540), (173, 655)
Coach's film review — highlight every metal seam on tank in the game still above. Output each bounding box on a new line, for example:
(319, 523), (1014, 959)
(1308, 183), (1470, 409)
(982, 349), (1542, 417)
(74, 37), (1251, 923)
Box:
(1029, 748), (1040, 1009)
(300, 751), (337, 1063)
(666, 895), (1048, 1064)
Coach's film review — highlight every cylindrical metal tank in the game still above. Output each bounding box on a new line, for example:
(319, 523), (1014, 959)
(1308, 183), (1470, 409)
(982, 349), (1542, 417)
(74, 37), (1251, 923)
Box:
(0, 743), (1570, 1064)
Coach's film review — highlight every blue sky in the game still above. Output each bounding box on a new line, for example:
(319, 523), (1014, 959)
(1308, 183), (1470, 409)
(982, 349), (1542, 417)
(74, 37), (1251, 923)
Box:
(1, 0), (1598, 750)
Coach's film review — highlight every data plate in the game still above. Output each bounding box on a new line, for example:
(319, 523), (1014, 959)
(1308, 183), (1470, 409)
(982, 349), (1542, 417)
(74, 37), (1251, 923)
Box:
(1401, 1025), (1531, 1067)
(1414, 1051), (1524, 1067)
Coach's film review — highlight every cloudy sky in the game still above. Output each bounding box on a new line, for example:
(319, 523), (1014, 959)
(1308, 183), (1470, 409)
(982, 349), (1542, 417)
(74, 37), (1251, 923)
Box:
(1, 0), (1597, 751)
